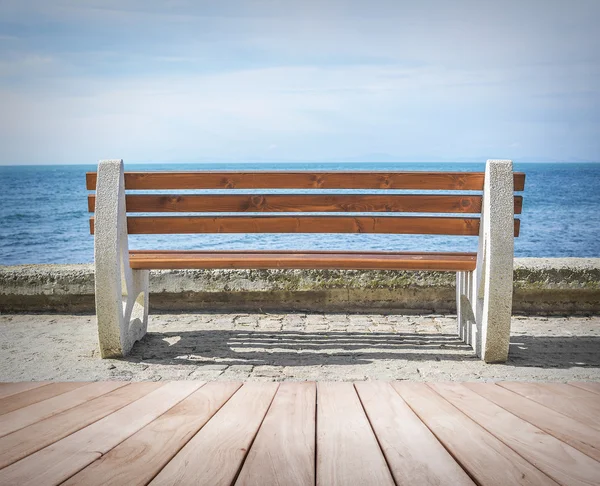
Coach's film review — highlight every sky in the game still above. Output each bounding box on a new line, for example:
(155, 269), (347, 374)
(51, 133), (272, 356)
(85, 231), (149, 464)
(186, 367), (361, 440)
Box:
(0, 0), (599, 165)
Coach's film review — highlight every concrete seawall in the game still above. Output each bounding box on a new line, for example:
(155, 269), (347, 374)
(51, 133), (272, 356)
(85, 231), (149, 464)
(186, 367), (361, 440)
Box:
(1, 258), (599, 314)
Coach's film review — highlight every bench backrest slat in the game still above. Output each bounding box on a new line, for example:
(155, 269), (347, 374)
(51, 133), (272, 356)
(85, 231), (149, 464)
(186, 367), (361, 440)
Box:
(87, 194), (523, 214)
(89, 215), (521, 236)
(86, 171), (526, 191)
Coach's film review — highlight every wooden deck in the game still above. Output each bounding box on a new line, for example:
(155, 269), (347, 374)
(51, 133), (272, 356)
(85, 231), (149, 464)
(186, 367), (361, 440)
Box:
(0, 382), (599, 485)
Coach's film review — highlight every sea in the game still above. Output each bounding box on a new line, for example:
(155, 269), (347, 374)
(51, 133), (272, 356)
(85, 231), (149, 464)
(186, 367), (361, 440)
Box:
(1, 162), (599, 265)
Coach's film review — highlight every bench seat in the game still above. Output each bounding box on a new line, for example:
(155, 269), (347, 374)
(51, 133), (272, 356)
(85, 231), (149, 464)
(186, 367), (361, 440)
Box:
(129, 250), (478, 271)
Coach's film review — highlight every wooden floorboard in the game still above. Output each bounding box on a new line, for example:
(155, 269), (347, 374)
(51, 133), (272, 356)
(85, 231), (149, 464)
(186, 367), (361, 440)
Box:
(431, 383), (600, 486)
(0, 382), (49, 400)
(0, 382), (162, 470)
(317, 382), (394, 486)
(150, 382), (278, 486)
(466, 383), (600, 463)
(236, 382), (316, 486)
(498, 382), (600, 430)
(355, 381), (475, 485)
(393, 382), (560, 485)
(64, 382), (241, 486)
(569, 381), (600, 396)
(0, 382), (88, 416)
(0, 381), (598, 486)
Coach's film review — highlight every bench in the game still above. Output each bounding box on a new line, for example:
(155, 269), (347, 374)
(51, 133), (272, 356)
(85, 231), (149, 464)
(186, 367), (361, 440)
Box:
(86, 160), (525, 362)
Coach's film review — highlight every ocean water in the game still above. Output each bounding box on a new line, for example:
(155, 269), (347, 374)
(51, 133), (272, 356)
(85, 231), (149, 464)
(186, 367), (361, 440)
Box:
(0, 162), (599, 265)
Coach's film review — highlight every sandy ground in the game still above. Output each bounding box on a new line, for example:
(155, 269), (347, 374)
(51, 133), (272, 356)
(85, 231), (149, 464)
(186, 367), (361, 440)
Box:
(0, 312), (599, 382)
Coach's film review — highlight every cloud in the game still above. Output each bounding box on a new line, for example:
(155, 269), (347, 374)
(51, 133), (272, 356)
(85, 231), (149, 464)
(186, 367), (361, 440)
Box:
(0, 0), (599, 163)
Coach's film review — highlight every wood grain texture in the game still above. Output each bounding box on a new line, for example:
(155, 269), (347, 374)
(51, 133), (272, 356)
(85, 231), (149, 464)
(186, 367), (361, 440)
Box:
(0, 382), (49, 400)
(317, 382), (395, 486)
(431, 383), (600, 486)
(0, 381), (202, 486)
(128, 250), (478, 271)
(87, 193), (522, 214)
(86, 171), (526, 191)
(64, 382), (241, 486)
(498, 382), (600, 431)
(236, 382), (316, 486)
(568, 382), (600, 396)
(0, 382), (126, 438)
(150, 382), (278, 486)
(466, 383), (600, 463)
(0, 383), (161, 470)
(392, 382), (558, 486)
(0, 382), (88, 416)
(90, 215), (490, 235)
(355, 382), (475, 486)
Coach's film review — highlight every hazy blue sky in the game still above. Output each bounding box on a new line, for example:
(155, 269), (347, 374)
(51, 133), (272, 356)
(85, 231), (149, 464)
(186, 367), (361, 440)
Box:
(1, 0), (599, 164)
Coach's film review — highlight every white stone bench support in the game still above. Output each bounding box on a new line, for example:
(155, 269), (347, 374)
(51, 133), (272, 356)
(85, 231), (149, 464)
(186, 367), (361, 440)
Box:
(94, 159), (149, 358)
(456, 159), (515, 362)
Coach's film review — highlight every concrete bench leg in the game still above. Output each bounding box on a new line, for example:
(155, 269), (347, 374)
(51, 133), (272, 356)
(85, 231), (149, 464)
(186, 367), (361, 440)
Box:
(456, 160), (514, 363)
(94, 159), (149, 358)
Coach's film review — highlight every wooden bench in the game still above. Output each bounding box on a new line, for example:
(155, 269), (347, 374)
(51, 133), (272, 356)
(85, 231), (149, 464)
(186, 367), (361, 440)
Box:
(87, 160), (525, 362)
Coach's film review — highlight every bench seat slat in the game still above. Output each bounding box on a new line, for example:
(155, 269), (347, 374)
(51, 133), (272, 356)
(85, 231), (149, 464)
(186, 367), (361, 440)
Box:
(86, 172), (526, 191)
(128, 250), (478, 271)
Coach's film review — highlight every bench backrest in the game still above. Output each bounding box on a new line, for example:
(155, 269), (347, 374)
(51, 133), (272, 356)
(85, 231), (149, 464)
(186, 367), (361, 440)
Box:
(87, 169), (525, 238)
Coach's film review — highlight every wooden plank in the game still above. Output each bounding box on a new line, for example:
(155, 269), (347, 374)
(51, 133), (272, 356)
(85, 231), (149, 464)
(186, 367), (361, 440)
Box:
(0, 382), (126, 438)
(569, 382), (600, 396)
(431, 383), (600, 486)
(355, 382), (475, 485)
(150, 382), (278, 486)
(0, 381), (202, 485)
(0, 382), (161, 470)
(90, 215), (487, 235)
(236, 382), (316, 486)
(0, 382), (88, 416)
(498, 382), (600, 430)
(316, 382), (395, 486)
(88, 193), (506, 213)
(392, 382), (558, 485)
(466, 382), (600, 462)
(0, 382), (49, 400)
(86, 171), (527, 191)
(90, 215), (522, 236)
(63, 382), (241, 486)
(129, 251), (478, 271)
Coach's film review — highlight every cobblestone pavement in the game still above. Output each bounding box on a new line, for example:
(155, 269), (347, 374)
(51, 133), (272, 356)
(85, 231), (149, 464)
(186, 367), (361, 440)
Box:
(1, 313), (599, 382)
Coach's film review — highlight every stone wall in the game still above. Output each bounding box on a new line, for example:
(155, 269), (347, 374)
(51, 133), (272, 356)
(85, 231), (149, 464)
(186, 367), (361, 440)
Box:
(1, 258), (599, 314)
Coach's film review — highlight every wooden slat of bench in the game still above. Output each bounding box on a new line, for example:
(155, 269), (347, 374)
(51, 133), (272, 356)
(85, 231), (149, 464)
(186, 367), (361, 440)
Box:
(86, 171), (527, 191)
(317, 382), (395, 486)
(393, 382), (559, 485)
(0, 383), (161, 470)
(90, 215), (489, 235)
(0, 382), (202, 485)
(89, 194), (519, 214)
(128, 250), (478, 271)
(466, 383), (600, 463)
(355, 382), (475, 485)
(150, 382), (278, 486)
(431, 383), (600, 486)
(236, 382), (316, 486)
(63, 382), (241, 486)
